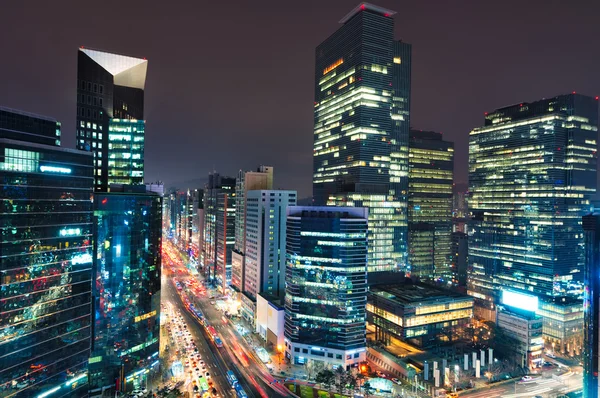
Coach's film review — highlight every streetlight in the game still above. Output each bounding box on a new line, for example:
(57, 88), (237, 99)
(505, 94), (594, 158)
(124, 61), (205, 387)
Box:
(277, 344), (283, 365)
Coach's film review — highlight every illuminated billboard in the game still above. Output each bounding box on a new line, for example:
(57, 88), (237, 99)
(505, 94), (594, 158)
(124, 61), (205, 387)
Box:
(502, 290), (538, 312)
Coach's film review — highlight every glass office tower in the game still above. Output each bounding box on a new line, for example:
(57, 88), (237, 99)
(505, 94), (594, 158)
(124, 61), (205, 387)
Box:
(107, 118), (145, 186)
(408, 130), (454, 281)
(469, 94), (598, 300)
(0, 107), (93, 397)
(76, 48), (147, 192)
(583, 213), (600, 398)
(89, 185), (162, 394)
(312, 3), (411, 274)
(284, 206), (368, 370)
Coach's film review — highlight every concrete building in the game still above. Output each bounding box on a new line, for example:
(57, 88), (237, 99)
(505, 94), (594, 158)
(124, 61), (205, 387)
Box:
(231, 166), (273, 293)
(202, 173), (236, 291)
(366, 283), (473, 347)
(241, 190), (296, 325)
(256, 293), (285, 350)
(496, 291), (544, 370)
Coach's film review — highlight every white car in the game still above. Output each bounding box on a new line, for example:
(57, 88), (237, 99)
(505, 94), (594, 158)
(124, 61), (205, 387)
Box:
(521, 376), (534, 382)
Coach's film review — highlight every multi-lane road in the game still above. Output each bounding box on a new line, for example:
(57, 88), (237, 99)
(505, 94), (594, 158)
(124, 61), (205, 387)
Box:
(162, 240), (294, 398)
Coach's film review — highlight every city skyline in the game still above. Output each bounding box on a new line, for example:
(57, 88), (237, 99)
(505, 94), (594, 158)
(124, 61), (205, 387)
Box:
(2, 1), (600, 196)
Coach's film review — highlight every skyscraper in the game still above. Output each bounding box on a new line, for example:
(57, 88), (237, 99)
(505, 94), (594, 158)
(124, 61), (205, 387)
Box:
(583, 213), (600, 398)
(202, 173), (236, 291)
(0, 107), (94, 397)
(312, 3), (411, 274)
(240, 190), (296, 324)
(231, 166), (273, 293)
(76, 48), (147, 191)
(89, 185), (162, 394)
(284, 206), (368, 370)
(469, 93), (598, 300)
(408, 130), (454, 281)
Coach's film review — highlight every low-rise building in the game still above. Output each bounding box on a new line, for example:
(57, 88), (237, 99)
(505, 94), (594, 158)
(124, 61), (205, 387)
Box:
(537, 297), (583, 356)
(367, 284), (473, 347)
(496, 298), (544, 370)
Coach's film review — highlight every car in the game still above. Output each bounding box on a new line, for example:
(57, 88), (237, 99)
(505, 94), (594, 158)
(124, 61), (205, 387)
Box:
(16, 381), (29, 389)
(205, 372), (211, 378)
(141, 389), (148, 394)
(521, 376), (533, 382)
(391, 378), (400, 384)
(547, 353), (556, 358)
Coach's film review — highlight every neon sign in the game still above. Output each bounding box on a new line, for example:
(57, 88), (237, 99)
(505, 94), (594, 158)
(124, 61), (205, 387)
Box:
(72, 253), (93, 265)
(60, 228), (81, 237)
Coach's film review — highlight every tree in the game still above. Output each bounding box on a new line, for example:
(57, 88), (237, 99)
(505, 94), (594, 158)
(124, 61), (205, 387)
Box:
(305, 360), (326, 381)
(355, 372), (366, 391)
(363, 381), (374, 398)
(316, 369), (335, 392)
(347, 374), (357, 393)
(334, 366), (349, 394)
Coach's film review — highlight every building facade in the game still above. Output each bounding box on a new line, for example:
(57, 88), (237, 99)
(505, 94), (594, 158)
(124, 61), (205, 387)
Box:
(231, 166), (273, 293)
(241, 190), (296, 324)
(89, 185), (162, 394)
(202, 173), (236, 291)
(76, 48), (147, 192)
(451, 231), (468, 288)
(468, 94), (598, 300)
(496, 305), (544, 370)
(583, 213), (600, 398)
(0, 107), (94, 397)
(312, 3), (411, 275)
(408, 130), (454, 281)
(107, 118), (145, 186)
(536, 297), (583, 356)
(366, 284), (473, 347)
(284, 206), (368, 370)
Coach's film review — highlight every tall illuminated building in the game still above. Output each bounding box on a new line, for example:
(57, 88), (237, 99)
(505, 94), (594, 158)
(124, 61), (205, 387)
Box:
(408, 130), (454, 281)
(583, 213), (600, 398)
(231, 166), (273, 293)
(0, 107), (93, 397)
(76, 47), (147, 192)
(202, 173), (236, 292)
(89, 185), (162, 394)
(468, 93), (598, 300)
(312, 3), (411, 274)
(284, 206), (368, 370)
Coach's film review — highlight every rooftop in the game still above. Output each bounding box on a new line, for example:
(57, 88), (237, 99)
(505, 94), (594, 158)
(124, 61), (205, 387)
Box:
(339, 2), (396, 24)
(371, 283), (472, 305)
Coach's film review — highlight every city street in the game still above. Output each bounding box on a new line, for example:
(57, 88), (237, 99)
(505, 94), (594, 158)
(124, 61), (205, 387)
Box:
(162, 239), (295, 398)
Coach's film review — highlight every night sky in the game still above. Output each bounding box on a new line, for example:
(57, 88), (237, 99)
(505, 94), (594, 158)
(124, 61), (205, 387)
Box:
(1, 0), (599, 197)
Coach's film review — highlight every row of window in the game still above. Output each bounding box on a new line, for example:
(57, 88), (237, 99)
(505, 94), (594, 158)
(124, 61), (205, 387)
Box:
(78, 107), (103, 120)
(79, 93), (104, 107)
(78, 79), (104, 94)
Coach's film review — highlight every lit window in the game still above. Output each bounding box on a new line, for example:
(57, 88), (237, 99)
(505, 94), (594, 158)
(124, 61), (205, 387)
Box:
(393, 57), (401, 64)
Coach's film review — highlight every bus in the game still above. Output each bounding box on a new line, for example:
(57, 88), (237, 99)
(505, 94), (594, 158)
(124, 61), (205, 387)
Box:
(226, 370), (238, 388)
(198, 376), (209, 392)
(234, 384), (248, 398)
(206, 326), (223, 348)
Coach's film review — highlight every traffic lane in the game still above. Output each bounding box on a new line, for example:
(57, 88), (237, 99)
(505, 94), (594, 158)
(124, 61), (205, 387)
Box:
(189, 292), (293, 397)
(168, 280), (264, 398)
(164, 282), (233, 397)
